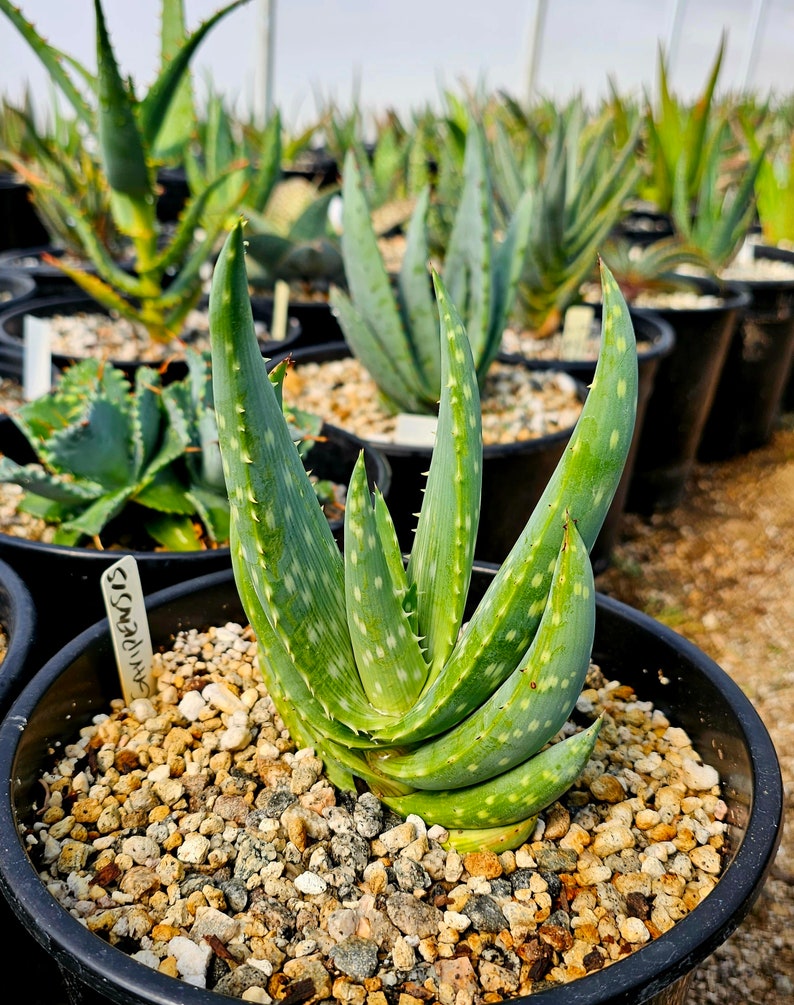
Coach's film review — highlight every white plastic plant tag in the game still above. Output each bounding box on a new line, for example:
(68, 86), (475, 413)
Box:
(736, 238), (755, 266)
(560, 305), (596, 360)
(100, 555), (155, 705)
(271, 279), (290, 341)
(394, 413), (438, 448)
(23, 314), (52, 400)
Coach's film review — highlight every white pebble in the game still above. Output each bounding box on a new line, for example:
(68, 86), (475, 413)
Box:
(294, 871), (328, 895)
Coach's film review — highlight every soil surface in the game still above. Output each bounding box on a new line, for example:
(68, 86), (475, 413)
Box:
(596, 412), (794, 1004)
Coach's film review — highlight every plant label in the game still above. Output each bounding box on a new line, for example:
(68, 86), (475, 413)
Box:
(100, 555), (155, 704)
(394, 413), (438, 447)
(271, 279), (290, 341)
(23, 314), (52, 400)
(560, 305), (595, 360)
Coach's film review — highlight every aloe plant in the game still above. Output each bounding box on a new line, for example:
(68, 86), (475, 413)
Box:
(209, 218), (638, 851)
(506, 100), (642, 336)
(0, 354), (229, 549)
(671, 120), (766, 273)
(743, 116), (794, 247)
(329, 122), (533, 414)
(599, 236), (712, 302)
(640, 34), (726, 214)
(0, 0), (249, 344)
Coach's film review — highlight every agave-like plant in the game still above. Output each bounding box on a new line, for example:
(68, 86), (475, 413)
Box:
(209, 219), (638, 851)
(0, 0), (249, 344)
(671, 119), (766, 273)
(329, 121), (533, 414)
(0, 354), (229, 549)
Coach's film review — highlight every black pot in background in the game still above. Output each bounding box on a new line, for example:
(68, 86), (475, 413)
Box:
(0, 268), (36, 315)
(156, 166), (191, 223)
(500, 308), (675, 573)
(626, 278), (751, 514)
(273, 342), (586, 566)
(0, 244), (89, 299)
(252, 292), (344, 349)
(611, 207), (675, 249)
(0, 566), (782, 1005)
(0, 292), (302, 382)
(0, 417), (390, 669)
(0, 556), (36, 719)
(698, 245), (794, 461)
(0, 174), (50, 253)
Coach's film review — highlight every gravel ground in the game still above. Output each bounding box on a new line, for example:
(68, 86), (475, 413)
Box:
(596, 411), (794, 1004)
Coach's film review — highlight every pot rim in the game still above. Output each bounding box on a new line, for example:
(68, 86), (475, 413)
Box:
(0, 566), (782, 1005)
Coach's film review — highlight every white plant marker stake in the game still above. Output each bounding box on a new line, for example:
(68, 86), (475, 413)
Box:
(100, 555), (154, 704)
(394, 413), (438, 448)
(23, 314), (53, 400)
(560, 304), (596, 360)
(271, 279), (290, 341)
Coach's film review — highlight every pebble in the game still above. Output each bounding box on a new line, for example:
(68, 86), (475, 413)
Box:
(25, 623), (730, 1003)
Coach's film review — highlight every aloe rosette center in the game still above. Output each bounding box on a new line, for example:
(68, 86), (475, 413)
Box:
(209, 219), (638, 851)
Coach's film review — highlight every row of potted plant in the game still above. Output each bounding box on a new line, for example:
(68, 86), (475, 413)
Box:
(0, 3), (787, 1004)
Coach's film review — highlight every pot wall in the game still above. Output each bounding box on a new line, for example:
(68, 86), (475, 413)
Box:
(626, 281), (751, 514)
(0, 567), (783, 1005)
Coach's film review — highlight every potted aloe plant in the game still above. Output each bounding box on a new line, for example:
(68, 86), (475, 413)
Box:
(0, 219), (781, 1005)
(281, 121), (589, 564)
(0, 0), (257, 370)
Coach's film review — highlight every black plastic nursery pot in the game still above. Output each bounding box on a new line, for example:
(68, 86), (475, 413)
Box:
(0, 565), (783, 1005)
(251, 292), (344, 349)
(0, 555), (36, 719)
(626, 279), (751, 515)
(0, 174), (50, 253)
(272, 342), (588, 567)
(0, 291), (304, 381)
(698, 245), (794, 461)
(0, 244), (98, 299)
(0, 267), (36, 314)
(0, 416), (390, 669)
(500, 308), (676, 573)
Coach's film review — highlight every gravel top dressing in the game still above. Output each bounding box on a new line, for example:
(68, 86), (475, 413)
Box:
(23, 620), (727, 1003)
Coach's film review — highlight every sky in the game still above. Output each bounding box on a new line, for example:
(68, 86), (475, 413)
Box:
(2, 1), (794, 135)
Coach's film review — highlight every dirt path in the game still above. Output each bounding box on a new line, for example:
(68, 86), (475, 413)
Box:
(596, 414), (794, 1004)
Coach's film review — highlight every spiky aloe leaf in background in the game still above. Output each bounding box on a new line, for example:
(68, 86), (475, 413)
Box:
(209, 219), (638, 852)
(0, 0), (250, 344)
(329, 121), (533, 414)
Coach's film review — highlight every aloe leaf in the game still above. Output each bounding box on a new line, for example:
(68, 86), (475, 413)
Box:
(344, 454), (429, 715)
(247, 111), (283, 214)
(0, 458), (100, 505)
(374, 261), (637, 745)
(62, 485), (135, 538)
(134, 467), (195, 514)
(93, 0), (151, 200)
(384, 717), (602, 829)
(376, 519), (594, 788)
(131, 366), (167, 476)
(406, 271), (481, 679)
(139, 0), (250, 150)
(45, 399), (133, 487)
(442, 124), (492, 368)
(442, 815), (539, 854)
(289, 188), (339, 243)
(396, 186), (440, 393)
(185, 484), (230, 544)
(229, 523), (382, 749)
(0, 0), (93, 126)
(151, 0), (196, 162)
(145, 511), (204, 551)
(329, 289), (429, 414)
(210, 221), (387, 734)
(337, 150), (432, 404)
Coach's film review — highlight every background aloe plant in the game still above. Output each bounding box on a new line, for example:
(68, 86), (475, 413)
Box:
(0, 354), (229, 549)
(0, 0), (249, 344)
(209, 219), (638, 851)
(330, 121), (533, 414)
